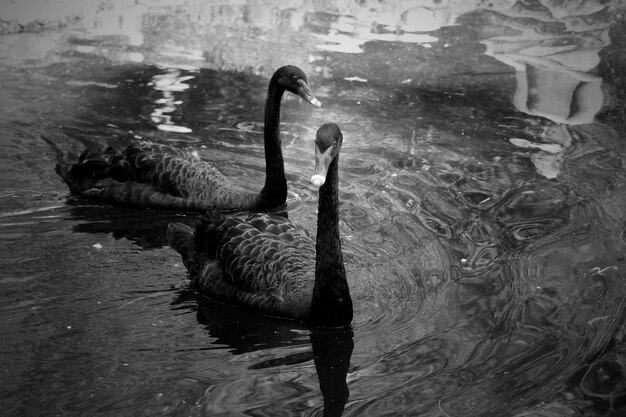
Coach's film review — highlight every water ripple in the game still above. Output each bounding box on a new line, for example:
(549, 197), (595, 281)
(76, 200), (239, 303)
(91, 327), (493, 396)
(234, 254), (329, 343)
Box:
(2, 1), (626, 416)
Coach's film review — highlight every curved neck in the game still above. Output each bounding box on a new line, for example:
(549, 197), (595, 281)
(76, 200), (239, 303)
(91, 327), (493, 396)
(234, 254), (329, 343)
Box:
(259, 77), (287, 207)
(309, 156), (353, 327)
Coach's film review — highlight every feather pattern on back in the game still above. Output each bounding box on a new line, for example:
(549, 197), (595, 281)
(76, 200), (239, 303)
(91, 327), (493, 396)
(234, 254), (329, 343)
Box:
(56, 142), (260, 210)
(169, 213), (316, 320)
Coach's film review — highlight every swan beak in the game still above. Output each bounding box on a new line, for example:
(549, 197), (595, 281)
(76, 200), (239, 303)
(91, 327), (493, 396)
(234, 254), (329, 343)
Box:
(311, 174), (325, 188)
(297, 79), (322, 108)
(311, 146), (332, 188)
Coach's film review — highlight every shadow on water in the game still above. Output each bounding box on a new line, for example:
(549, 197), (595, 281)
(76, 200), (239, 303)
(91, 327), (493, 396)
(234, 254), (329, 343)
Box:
(64, 201), (198, 248)
(61, 200), (290, 250)
(173, 290), (311, 355)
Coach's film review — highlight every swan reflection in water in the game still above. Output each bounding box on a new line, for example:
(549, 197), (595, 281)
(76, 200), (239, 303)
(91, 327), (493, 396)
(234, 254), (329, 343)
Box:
(310, 327), (354, 417)
(173, 293), (354, 417)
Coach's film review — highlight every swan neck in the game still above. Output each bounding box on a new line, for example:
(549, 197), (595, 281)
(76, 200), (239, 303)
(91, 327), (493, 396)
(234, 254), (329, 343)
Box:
(310, 156), (353, 327)
(317, 157), (340, 239)
(259, 79), (287, 206)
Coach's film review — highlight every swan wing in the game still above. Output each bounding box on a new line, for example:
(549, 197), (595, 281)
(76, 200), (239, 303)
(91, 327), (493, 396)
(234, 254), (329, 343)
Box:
(57, 142), (262, 209)
(198, 213), (315, 316)
(119, 143), (229, 198)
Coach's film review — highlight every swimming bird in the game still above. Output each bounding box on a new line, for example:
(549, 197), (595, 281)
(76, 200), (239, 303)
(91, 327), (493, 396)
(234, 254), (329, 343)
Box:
(167, 123), (352, 327)
(55, 65), (321, 211)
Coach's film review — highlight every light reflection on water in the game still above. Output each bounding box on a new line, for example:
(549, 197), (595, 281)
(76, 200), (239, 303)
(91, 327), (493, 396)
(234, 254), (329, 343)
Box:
(1, 1), (626, 416)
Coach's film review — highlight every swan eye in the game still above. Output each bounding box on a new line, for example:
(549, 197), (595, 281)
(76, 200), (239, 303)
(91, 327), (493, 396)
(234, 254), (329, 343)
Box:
(332, 141), (337, 148)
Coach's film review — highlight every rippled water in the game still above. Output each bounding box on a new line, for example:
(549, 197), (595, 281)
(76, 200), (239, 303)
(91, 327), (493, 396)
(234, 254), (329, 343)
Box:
(1, 1), (626, 416)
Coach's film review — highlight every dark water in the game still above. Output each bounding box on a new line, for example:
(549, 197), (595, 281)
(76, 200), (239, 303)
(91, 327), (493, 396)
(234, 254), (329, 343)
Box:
(1, 1), (626, 416)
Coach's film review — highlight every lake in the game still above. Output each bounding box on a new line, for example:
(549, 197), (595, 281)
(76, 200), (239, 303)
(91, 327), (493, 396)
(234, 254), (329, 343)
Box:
(1, 1), (625, 416)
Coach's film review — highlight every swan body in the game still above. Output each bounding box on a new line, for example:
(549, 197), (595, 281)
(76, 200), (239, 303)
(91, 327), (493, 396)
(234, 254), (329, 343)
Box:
(56, 65), (321, 211)
(167, 123), (352, 327)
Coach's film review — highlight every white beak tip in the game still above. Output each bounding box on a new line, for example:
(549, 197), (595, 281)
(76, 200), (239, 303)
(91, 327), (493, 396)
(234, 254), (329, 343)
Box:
(311, 175), (326, 188)
(310, 97), (322, 108)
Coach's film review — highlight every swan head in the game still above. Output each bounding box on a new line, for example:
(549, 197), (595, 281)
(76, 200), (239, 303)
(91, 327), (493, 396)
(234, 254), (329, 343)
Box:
(311, 123), (343, 188)
(275, 65), (322, 108)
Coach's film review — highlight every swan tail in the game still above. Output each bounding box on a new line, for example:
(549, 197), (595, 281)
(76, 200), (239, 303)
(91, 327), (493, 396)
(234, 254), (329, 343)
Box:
(55, 147), (121, 194)
(196, 209), (229, 258)
(167, 222), (202, 276)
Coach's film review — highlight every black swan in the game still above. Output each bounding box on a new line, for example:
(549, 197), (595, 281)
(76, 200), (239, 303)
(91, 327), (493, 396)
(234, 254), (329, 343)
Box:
(55, 65), (321, 211)
(167, 123), (352, 327)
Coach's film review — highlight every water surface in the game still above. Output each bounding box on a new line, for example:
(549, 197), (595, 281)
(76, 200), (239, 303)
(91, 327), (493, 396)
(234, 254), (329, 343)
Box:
(1, 1), (626, 416)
